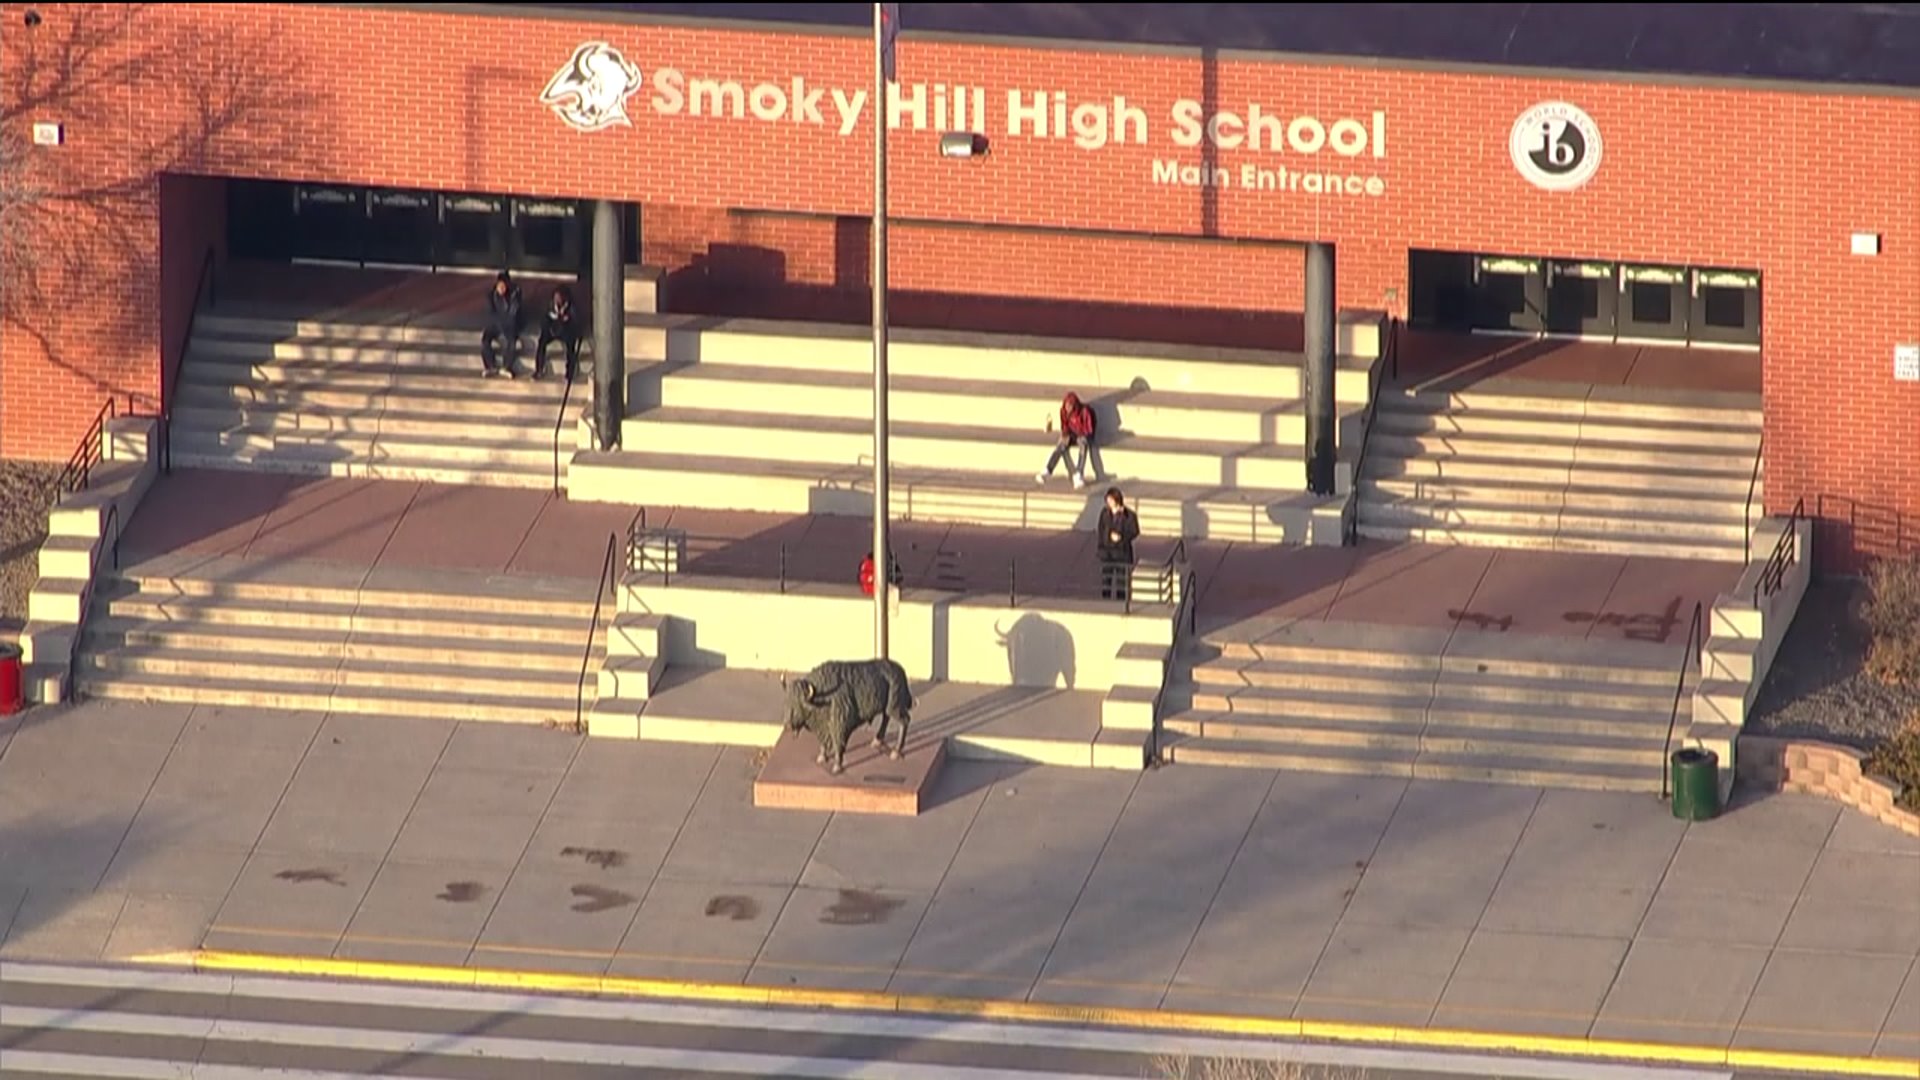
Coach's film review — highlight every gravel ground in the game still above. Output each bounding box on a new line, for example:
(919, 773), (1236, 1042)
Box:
(1746, 579), (1920, 752)
(0, 459), (63, 636)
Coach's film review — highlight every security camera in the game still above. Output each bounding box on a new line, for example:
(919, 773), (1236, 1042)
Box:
(24, 9), (43, 26)
(939, 132), (989, 159)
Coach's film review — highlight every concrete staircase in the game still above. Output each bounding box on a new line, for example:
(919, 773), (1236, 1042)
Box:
(74, 555), (605, 726)
(168, 312), (593, 489)
(1356, 385), (1763, 561)
(1161, 621), (1687, 792)
(569, 314), (1389, 544)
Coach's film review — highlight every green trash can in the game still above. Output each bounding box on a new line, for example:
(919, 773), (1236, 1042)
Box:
(1671, 748), (1721, 822)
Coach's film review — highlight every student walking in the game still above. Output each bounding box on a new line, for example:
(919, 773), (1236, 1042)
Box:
(535, 284), (580, 382)
(481, 270), (525, 379)
(1097, 487), (1140, 601)
(1037, 391), (1098, 489)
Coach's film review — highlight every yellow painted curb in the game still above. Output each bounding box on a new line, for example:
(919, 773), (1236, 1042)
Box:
(141, 950), (1920, 1080)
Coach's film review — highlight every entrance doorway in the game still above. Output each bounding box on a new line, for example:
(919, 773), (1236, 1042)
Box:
(227, 179), (634, 275)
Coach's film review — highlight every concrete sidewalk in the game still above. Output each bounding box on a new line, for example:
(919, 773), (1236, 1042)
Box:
(1, 701), (1914, 1064)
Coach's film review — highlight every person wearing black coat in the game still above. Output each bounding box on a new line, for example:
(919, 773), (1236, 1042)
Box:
(535, 284), (580, 382)
(481, 270), (525, 379)
(1096, 487), (1140, 601)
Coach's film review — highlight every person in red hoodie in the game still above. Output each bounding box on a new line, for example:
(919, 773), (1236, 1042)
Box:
(1036, 391), (1098, 490)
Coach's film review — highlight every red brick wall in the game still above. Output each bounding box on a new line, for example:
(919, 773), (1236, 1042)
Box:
(158, 175), (228, 410)
(2, 2), (1916, 568)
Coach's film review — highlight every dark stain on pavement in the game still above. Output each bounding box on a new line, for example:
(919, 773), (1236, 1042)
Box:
(570, 884), (636, 914)
(1448, 609), (1514, 632)
(819, 889), (902, 927)
(560, 846), (627, 870)
(705, 895), (760, 922)
(275, 868), (346, 888)
(438, 881), (487, 903)
(1562, 597), (1683, 643)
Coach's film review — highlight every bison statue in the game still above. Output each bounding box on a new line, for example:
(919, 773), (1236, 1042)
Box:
(781, 659), (915, 775)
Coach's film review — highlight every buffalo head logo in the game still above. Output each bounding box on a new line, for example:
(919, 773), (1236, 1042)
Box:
(542, 42), (643, 133)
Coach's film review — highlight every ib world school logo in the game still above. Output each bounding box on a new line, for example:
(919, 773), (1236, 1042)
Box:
(1509, 101), (1602, 192)
(542, 42), (644, 133)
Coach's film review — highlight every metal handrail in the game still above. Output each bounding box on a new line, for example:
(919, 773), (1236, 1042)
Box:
(1659, 601), (1706, 800)
(159, 247), (219, 475)
(56, 399), (118, 496)
(1741, 433), (1764, 565)
(551, 373), (576, 494)
(573, 531), (619, 735)
(64, 501), (121, 703)
(1753, 497), (1806, 607)
(1344, 317), (1400, 547)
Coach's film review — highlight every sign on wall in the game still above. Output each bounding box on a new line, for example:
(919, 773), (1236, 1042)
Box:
(1510, 101), (1602, 192)
(538, 42), (1396, 200)
(1896, 344), (1920, 383)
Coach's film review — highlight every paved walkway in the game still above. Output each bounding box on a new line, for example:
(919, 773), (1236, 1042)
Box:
(1, 701), (1914, 1063)
(123, 469), (1740, 639)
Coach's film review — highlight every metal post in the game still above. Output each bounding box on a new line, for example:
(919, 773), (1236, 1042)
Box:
(1304, 242), (1337, 496)
(592, 199), (625, 452)
(871, 1), (891, 662)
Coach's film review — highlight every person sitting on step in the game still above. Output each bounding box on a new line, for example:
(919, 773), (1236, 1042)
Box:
(1036, 391), (1098, 490)
(535, 284), (580, 383)
(480, 270), (525, 380)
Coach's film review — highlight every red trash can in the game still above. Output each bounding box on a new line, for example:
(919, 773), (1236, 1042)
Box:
(0, 641), (22, 716)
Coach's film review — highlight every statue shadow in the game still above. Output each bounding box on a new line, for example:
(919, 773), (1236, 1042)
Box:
(994, 611), (1077, 689)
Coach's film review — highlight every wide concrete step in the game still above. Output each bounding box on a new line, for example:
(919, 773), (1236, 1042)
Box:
(1367, 429), (1754, 472)
(1374, 402), (1762, 449)
(1189, 659), (1678, 710)
(1205, 624), (1679, 686)
(1357, 496), (1751, 542)
(175, 426), (560, 470)
(1162, 736), (1663, 791)
(174, 379), (579, 421)
(193, 331), (588, 371)
(108, 568), (598, 619)
(568, 449), (1347, 545)
(182, 357), (583, 399)
(624, 405), (1346, 492)
(77, 672), (585, 726)
(1390, 387), (1762, 427)
(648, 362), (1367, 446)
(170, 402), (571, 443)
(1359, 475), (1755, 519)
(1167, 710), (1664, 763)
(80, 645), (588, 696)
(1353, 519), (1746, 561)
(1361, 453), (1752, 496)
(84, 617), (599, 671)
(1190, 684), (1669, 737)
(171, 447), (558, 488)
(195, 315), (555, 352)
(96, 593), (594, 642)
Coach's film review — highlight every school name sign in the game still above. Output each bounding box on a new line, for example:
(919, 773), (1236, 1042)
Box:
(541, 43), (1392, 199)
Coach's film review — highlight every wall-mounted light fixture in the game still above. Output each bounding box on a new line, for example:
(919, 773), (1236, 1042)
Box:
(939, 132), (989, 159)
(1851, 232), (1882, 257)
(23, 8), (41, 26)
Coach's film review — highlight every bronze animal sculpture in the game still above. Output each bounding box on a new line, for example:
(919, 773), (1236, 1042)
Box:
(781, 659), (914, 775)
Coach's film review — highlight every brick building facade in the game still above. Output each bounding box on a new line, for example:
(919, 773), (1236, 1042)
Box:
(1, 2), (1914, 568)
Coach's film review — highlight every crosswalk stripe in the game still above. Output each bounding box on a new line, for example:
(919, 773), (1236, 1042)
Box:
(0, 962), (1735, 1080)
(1, 1051), (368, 1080)
(0, 1006), (1129, 1080)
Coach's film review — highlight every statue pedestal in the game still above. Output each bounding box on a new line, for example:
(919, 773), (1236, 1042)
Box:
(753, 732), (947, 816)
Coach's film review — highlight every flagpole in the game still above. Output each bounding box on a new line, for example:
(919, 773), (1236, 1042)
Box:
(872, 0), (891, 662)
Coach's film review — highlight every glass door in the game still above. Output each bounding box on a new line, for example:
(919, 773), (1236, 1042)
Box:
(364, 189), (438, 267)
(1617, 265), (1689, 342)
(293, 185), (366, 264)
(1472, 255), (1546, 334)
(437, 193), (508, 269)
(1689, 269), (1762, 348)
(508, 197), (583, 274)
(1545, 260), (1617, 338)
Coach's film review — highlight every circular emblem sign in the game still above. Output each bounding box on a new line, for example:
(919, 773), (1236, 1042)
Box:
(1510, 101), (1603, 192)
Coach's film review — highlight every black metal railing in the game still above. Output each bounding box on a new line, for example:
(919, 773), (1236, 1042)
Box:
(1344, 317), (1400, 547)
(56, 399), (119, 497)
(1742, 433), (1764, 565)
(552, 374), (577, 494)
(573, 530), (619, 735)
(159, 247), (219, 475)
(1753, 497), (1806, 607)
(1659, 601), (1706, 800)
(63, 501), (121, 703)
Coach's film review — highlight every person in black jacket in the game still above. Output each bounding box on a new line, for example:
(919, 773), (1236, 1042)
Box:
(481, 270), (525, 379)
(535, 284), (580, 382)
(1097, 487), (1140, 601)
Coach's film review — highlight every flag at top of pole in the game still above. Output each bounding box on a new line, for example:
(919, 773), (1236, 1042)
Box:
(880, 3), (900, 83)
